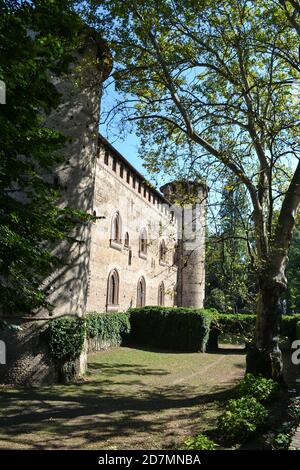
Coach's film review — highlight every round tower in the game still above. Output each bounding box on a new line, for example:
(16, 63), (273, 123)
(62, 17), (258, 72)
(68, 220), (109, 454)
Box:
(160, 180), (207, 308)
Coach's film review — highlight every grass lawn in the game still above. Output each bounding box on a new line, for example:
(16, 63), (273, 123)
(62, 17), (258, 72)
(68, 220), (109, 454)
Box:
(0, 347), (245, 450)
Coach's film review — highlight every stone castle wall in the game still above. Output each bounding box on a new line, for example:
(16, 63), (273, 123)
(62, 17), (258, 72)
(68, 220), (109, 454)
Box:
(86, 138), (178, 312)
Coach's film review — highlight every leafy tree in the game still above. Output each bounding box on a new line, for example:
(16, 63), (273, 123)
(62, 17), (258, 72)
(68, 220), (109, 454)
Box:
(0, 0), (86, 314)
(86, 0), (300, 378)
(285, 223), (300, 313)
(206, 178), (255, 313)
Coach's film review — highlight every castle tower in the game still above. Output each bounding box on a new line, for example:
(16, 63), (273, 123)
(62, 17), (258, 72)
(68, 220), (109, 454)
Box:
(160, 180), (207, 308)
(41, 31), (112, 317)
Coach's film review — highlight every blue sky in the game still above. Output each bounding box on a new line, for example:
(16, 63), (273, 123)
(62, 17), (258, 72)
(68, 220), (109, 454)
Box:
(100, 84), (149, 179)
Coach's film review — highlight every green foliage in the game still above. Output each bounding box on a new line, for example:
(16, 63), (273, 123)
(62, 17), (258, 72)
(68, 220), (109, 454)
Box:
(281, 314), (300, 341)
(218, 397), (268, 443)
(47, 316), (85, 361)
(296, 321), (300, 340)
(267, 397), (300, 449)
(128, 306), (214, 352)
(211, 313), (256, 342)
(205, 177), (255, 313)
(236, 374), (278, 402)
(286, 224), (300, 313)
(0, 0), (88, 313)
(182, 434), (218, 450)
(85, 312), (131, 346)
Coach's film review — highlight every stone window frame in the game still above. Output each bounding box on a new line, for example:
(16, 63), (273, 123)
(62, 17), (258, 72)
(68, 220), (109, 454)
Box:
(106, 269), (120, 312)
(139, 228), (147, 259)
(110, 211), (122, 251)
(124, 231), (130, 249)
(158, 282), (165, 306)
(137, 276), (146, 307)
(159, 239), (167, 266)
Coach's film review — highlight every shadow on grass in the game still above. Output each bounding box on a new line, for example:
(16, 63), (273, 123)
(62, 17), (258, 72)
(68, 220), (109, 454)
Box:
(0, 350), (244, 449)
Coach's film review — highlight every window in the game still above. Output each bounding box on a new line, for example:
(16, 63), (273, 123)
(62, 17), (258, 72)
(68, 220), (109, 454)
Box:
(132, 177), (136, 189)
(158, 282), (165, 306)
(159, 240), (167, 264)
(192, 204), (197, 232)
(144, 187), (147, 197)
(104, 150), (109, 165)
(137, 276), (146, 307)
(112, 159), (116, 172)
(138, 182), (141, 193)
(126, 171), (130, 184)
(139, 228), (147, 256)
(124, 232), (130, 248)
(111, 211), (122, 244)
(107, 269), (119, 310)
(120, 165), (124, 178)
(148, 192), (151, 202)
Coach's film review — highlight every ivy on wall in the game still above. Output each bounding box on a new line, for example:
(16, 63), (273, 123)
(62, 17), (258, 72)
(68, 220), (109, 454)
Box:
(47, 316), (86, 362)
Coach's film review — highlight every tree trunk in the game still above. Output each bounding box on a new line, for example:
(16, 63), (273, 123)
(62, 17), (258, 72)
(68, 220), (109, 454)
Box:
(246, 274), (284, 381)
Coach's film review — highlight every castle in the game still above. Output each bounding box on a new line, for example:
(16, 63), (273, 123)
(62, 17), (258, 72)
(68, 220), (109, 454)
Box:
(0, 32), (206, 385)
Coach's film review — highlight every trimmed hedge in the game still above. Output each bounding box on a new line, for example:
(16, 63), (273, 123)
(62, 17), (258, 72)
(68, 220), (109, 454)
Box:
(85, 312), (130, 349)
(208, 313), (300, 350)
(47, 316), (86, 361)
(128, 306), (214, 352)
(281, 314), (300, 341)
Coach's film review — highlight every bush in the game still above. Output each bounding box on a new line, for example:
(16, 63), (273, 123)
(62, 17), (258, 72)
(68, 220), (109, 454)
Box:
(208, 313), (255, 350)
(218, 397), (268, 443)
(47, 316), (85, 361)
(296, 321), (300, 340)
(182, 434), (218, 450)
(281, 314), (300, 341)
(236, 373), (279, 402)
(85, 312), (130, 347)
(128, 306), (213, 352)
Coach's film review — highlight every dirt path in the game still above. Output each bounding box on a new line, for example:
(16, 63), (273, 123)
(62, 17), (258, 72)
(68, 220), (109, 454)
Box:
(0, 347), (245, 450)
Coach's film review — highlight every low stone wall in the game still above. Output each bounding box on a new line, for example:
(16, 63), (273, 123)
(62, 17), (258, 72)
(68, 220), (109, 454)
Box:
(0, 320), (58, 386)
(87, 336), (121, 353)
(0, 319), (87, 386)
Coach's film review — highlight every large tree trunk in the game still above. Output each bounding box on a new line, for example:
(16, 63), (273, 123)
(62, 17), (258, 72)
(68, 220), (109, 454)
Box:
(246, 267), (286, 381)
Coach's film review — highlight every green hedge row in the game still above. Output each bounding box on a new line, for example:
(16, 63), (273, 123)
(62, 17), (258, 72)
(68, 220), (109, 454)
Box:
(46, 309), (300, 363)
(128, 306), (214, 352)
(46, 312), (131, 362)
(280, 314), (300, 340)
(85, 312), (131, 349)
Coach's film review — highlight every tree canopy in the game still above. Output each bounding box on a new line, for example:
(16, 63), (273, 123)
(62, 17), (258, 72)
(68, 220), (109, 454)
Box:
(0, 0), (86, 313)
(84, 0), (300, 378)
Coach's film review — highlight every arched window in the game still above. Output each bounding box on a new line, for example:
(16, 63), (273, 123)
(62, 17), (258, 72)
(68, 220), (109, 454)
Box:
(111, 211), (122, 243)
(158, 282), (165, 306)
(137, 276), (146, 307)
(159, 240), (167, 263)
(124, 232), (130, 248)
(139, 228), (147, 256)
(107, 269), (119, 309)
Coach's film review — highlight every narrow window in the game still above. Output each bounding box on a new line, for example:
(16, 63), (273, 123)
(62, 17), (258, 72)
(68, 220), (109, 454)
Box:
(111, 212), (122, 243)
(107, 269), (119, 309)
(139, 228), (147, 256)
(158, 282), (165, 306)
(137, 277), (146, 307)
(104, 150), (109, 165)
(159, 240), (167, 263)
(112, 159), (116, 172)
(126, 170), (130, 184)
(192, 204), (197, 232)
(124, 232), (130, 248)
(120, 165), (124, 178)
